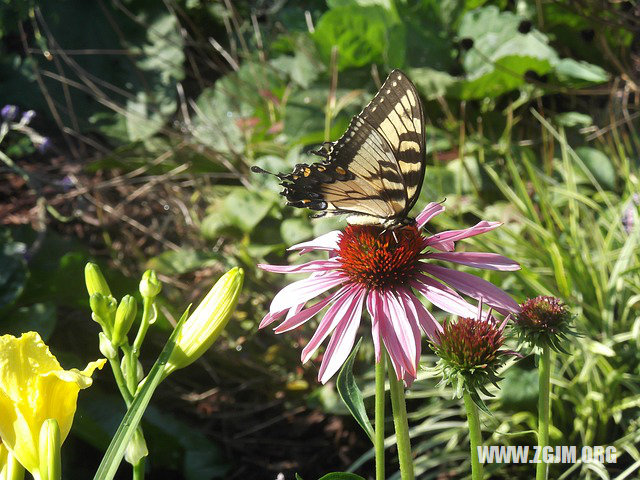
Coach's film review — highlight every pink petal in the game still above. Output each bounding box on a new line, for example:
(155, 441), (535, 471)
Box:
(258, 259), (341, 274)
(317, 289), (366, 383)
(416, 202), (445, 229)
(289, 230), (341, 254)
(425, 221), (502, 247)
(398, 288), (442, 339)
(427, 252), (520, 271)
(395, 290), (423, 373)
(301, 285), (365, 363)
(373, 291), (414, 378)
(423, 264), (520, 314)
(274, 288), (345, 333)
(384, 293), (418, 377)
(270, 271), (347, 313)
(366, 293), (381, 362)
(412, 273), (477, 318)
(259, 308), (288, 329)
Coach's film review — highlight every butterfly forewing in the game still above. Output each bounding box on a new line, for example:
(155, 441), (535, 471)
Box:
(254, 69), (426, 226)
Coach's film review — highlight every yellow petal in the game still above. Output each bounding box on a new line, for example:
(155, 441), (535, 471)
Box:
(0, 332), (105, 474)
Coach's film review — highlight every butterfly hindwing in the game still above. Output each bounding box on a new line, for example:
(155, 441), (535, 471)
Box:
(254, 69), (425, 226)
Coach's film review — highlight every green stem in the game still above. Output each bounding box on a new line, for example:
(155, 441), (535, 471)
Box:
(132, 460), (145, 480)
(108, 356), (133, 405)
(463, 391), (484, 480)
(375, 352), (386, 480)
(536, 346), (551, 480)
(387, 363), (414, 480)
(132, 298), (154, 355)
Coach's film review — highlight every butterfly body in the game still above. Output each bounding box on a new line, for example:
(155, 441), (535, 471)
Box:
(251, 69), (425, 228)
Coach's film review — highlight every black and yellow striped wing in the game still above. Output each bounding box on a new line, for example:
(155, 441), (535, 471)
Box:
(253, 69), (425, 227)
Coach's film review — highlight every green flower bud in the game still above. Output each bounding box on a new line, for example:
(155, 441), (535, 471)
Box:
(139, 270), (161, 299)
(112, 295), (138, 347)
(85, 263), (112, 297)
(121, 356), (144, 384)
(98, 332), (117, 359)
(89, 293), (117, 334)
(124, 429), (148, 466)
(38, 419), (61, 480)
(163, 267), (244, 377)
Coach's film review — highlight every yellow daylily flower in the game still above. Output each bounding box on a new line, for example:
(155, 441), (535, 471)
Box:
(0, 332), (106, 479)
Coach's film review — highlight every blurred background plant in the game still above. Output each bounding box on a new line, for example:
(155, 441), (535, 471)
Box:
(1, 0), (639, 478)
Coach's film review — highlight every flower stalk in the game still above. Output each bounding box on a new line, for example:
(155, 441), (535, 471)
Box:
(536, 346), (551, 480)
(388, 361), (414, 480)
(463, 391), (484, 480)
(374, 351), (386, 480)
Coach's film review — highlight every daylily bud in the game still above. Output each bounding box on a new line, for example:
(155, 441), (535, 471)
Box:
(89, 293), (116, 334)
(112, 295), (138, 346)
(124, 429), (148, 465)
(139, 270), (161, 299)
(85, 263), (112, 297)
(163, 267), (244, 377)
(98, 332), (117, 359)
(121, 357), (144, 384)
(38, 419), (61, 480)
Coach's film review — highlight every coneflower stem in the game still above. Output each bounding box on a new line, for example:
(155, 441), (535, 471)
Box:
(463, 391), (484, 480)
(387, 363), (414, 480)
(536, 346), (551, 480)
(375, 351), (386, 480)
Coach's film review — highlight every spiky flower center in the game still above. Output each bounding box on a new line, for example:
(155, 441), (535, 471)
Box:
(433, 317), (504, 370)
(517, 296), (570, 333)
(337, 225), (426, 290)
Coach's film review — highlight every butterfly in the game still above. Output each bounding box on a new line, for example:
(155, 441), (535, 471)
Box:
(251, 69), (425, 228)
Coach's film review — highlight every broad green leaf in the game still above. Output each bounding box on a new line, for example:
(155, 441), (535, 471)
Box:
(317, 473), (366, 480)
(313, 5), (405, 71)
(280, 218), (314, 245)
(336, 338), (374, 442)
(2, 302), (56, 340)
(575, 147), (616, 191)
(500, 365), (538, 411)
(222, 190), (274, 232)
(555, 112), (593, 127)
(0, 249), (27, 310)
(409, 67), (457, 100)
(553, 58), (609, 86)
(147, 249), (223, 275)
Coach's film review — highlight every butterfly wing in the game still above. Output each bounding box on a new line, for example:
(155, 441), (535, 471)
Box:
(259, 69), (425, 225)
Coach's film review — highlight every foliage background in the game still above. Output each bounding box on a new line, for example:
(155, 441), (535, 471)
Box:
(0, 0), (639, 478)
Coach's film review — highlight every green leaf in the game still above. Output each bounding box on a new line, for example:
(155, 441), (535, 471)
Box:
(554, 112), (593, 127)
(0, 247), (27, 310)
(280, 218), (314, 245)
(2, 302), (56, 340)
(313, 5), (404, 71)
(147, 249), (223, 275)
(317, 473), (366, 480)
(553, 58), (609, 86)
(336, 338), (374, 441)
(222, 190), (274, 233)
(92, 309), (189, 480)
(575, 147), (616, 190)
(409, 67), (457, 100)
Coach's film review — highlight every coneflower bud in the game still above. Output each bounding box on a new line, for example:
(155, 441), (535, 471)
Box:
(430, 313), (516, 410)
(514, 296), (574, 352)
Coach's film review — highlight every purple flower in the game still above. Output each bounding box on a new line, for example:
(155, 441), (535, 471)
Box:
(258, 202), (520, 385)
(21, 110), (36, 125)
(1, 105), (18, 122)
(38, 138), (51, 153)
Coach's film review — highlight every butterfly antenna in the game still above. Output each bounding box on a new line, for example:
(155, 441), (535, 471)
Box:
(250, 166), (284, 178)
